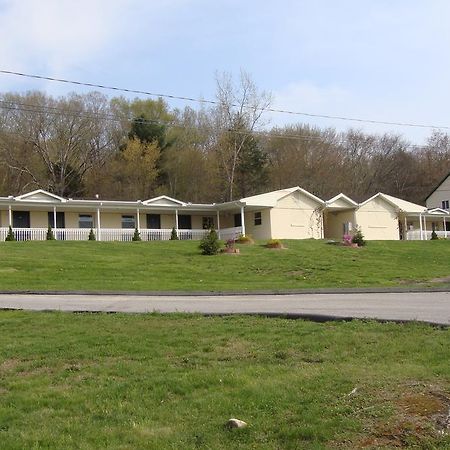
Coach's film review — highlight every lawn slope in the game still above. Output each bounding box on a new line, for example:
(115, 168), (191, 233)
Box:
(0, 240), (449, 291)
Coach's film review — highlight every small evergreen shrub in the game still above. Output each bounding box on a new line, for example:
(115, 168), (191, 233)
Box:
(88, 228), (96, 241)
(199, 228), (221, 255)
(5, 225), (15, 241)
(132, 228), (141, 241)
(352, 228), (366, 247)
(431, 230), (439, 240)
(46, 226), (55, 240)
(170, 227), (179, 240)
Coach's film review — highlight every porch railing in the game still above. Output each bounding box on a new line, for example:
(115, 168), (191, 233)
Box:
(0, 227), (243, 242)
(406, 230), (449, 240)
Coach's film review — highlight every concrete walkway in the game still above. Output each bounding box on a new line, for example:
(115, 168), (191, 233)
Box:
(0, 291), (449, 326)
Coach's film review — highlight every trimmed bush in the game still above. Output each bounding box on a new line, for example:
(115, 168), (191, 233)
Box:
(132, 228), (141, 241)
(5, 225), (16, 241)
(431, 230), (439, 240)
(88, 229), (96, 241)
(46, 226), (55, 240)
(199, 228), (221, 255)
(170, 227), (179, 240)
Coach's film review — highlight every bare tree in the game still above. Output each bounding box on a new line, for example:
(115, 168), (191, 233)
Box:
(213, 71), (272, 200)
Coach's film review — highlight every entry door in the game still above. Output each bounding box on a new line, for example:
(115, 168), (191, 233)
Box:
(178, 215), (192, 229)
(234, 213), (242, 227)
(13, 211), (30, 228)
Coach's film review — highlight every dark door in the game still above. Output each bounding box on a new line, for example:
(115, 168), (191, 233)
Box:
(48, 212), (65, 228)
(13, 211), (30, 228)
(178, 215), (192, 229)
(234, 213), (242, 227)
(146, 214), (161, 229)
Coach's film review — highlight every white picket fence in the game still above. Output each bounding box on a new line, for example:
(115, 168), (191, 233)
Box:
(0, 227), (242, 242)
(406, 230), (449, 240)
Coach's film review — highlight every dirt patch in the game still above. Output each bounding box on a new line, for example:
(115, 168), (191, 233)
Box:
(358, 386), (450, 448)
(0, 358), (20, 372)
(429, 275), (450, 283)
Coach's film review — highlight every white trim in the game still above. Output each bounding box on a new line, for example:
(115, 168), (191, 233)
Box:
(142, 195), (186, 206)
(8, 205), (12, 227)
(96, 208), (101, 241)
(15, 189), (66, 202)
(326, 193), (358, 207)
(240, 206), (246, 236)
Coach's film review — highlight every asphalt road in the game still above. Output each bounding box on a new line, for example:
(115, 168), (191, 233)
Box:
(0, 291), (449, 325)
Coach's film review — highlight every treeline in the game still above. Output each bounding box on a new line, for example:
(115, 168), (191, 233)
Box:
(0, 74), (449, 204)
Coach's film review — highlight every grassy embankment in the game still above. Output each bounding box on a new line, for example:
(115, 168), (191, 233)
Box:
(0, 239), (449, 291)
(0, 312), (449, 448)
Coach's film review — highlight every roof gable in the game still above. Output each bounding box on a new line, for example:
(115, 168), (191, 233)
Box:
(326, 193), (358, 209)
(427, 207), (449, 215)
(142, 195), (186, 207)
(425, 171), (450, 201)
(15, 189), (66, 203)
(241, 187), (325, 208)
(359, 193), (425, 213)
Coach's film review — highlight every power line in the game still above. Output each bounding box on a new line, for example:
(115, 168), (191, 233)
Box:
(1, 69), (449, 131)
(0, 99), (338, 143)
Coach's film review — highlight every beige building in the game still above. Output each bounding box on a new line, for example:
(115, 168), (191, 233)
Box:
(0, 187), (448, 241)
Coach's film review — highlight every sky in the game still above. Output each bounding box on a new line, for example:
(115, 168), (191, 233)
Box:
(1, 0), (450, 144)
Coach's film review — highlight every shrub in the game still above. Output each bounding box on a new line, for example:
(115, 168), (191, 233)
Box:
(266, 239), (283, 249)
(170, 227), (179, 240)
(132, 228), (141, 241)
(236, 234), (254, 244)
(352, 228), (366, 247)
(5, 225), (15, 241)
(342, 234), (353, 246)
(431, 230), (439, 240)
(46, 226), (55, 240)
(88, 229), (96, 241)
(199, 228), (221, 255)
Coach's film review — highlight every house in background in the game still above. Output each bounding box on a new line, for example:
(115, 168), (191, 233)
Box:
(426, 171), (450, 234)
(0, 186), (448, 242)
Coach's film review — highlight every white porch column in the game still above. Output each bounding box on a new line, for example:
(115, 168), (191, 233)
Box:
(240, 206), (246, 236)
(136, 208), (141, 231)
(96, 207), (101, 241)
(53, 206), (57, 239)
(175, 209), (179, 232)
(8, 205), (12, 227)
(404, 216), (408, 241)
(419, 214), (423, 240)
(444, 217), (448, 238)
(423, 215), (427, 240)
(216, 210), (221, 238)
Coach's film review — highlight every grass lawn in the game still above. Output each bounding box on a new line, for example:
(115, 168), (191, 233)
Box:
(0, 239), (450, 291)
(0, 312), (448, 449)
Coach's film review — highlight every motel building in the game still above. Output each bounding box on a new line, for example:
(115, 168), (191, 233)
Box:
(0, 186), (448, 242)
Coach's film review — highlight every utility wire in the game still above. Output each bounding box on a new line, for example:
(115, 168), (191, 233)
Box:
(1, 69), (449, 131)
(0, 100), (340, 143)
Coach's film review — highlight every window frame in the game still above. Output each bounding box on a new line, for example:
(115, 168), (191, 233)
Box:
(79, 214), (94, 229)
(121, 215), (136, 229)
(254, 211), (262, 226)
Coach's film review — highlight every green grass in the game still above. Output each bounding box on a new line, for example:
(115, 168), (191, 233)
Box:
(0, 312), (449, 449)
(0, 240), (450, 291)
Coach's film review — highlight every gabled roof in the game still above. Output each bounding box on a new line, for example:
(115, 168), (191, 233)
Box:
(240, 186), (325, 207)
(425, 171), (450, 201)
(359, 193), (426, 213)
(14, 189), (66, 203)
(427, 207), (449, 215)
(326, 193), (358, 209)
(142, 195), (186, 207)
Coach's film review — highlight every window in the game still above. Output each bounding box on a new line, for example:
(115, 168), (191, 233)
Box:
(146, 214), (161, 229)
(254, 211), (262, 226)
(48, 212), (65, 228)
(79, 214), (93, 229)
(442, 200), (449, 210)
(202, 216), (214, 230)
(121, 215), (136, 229)
(234, 213), (242, 227)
